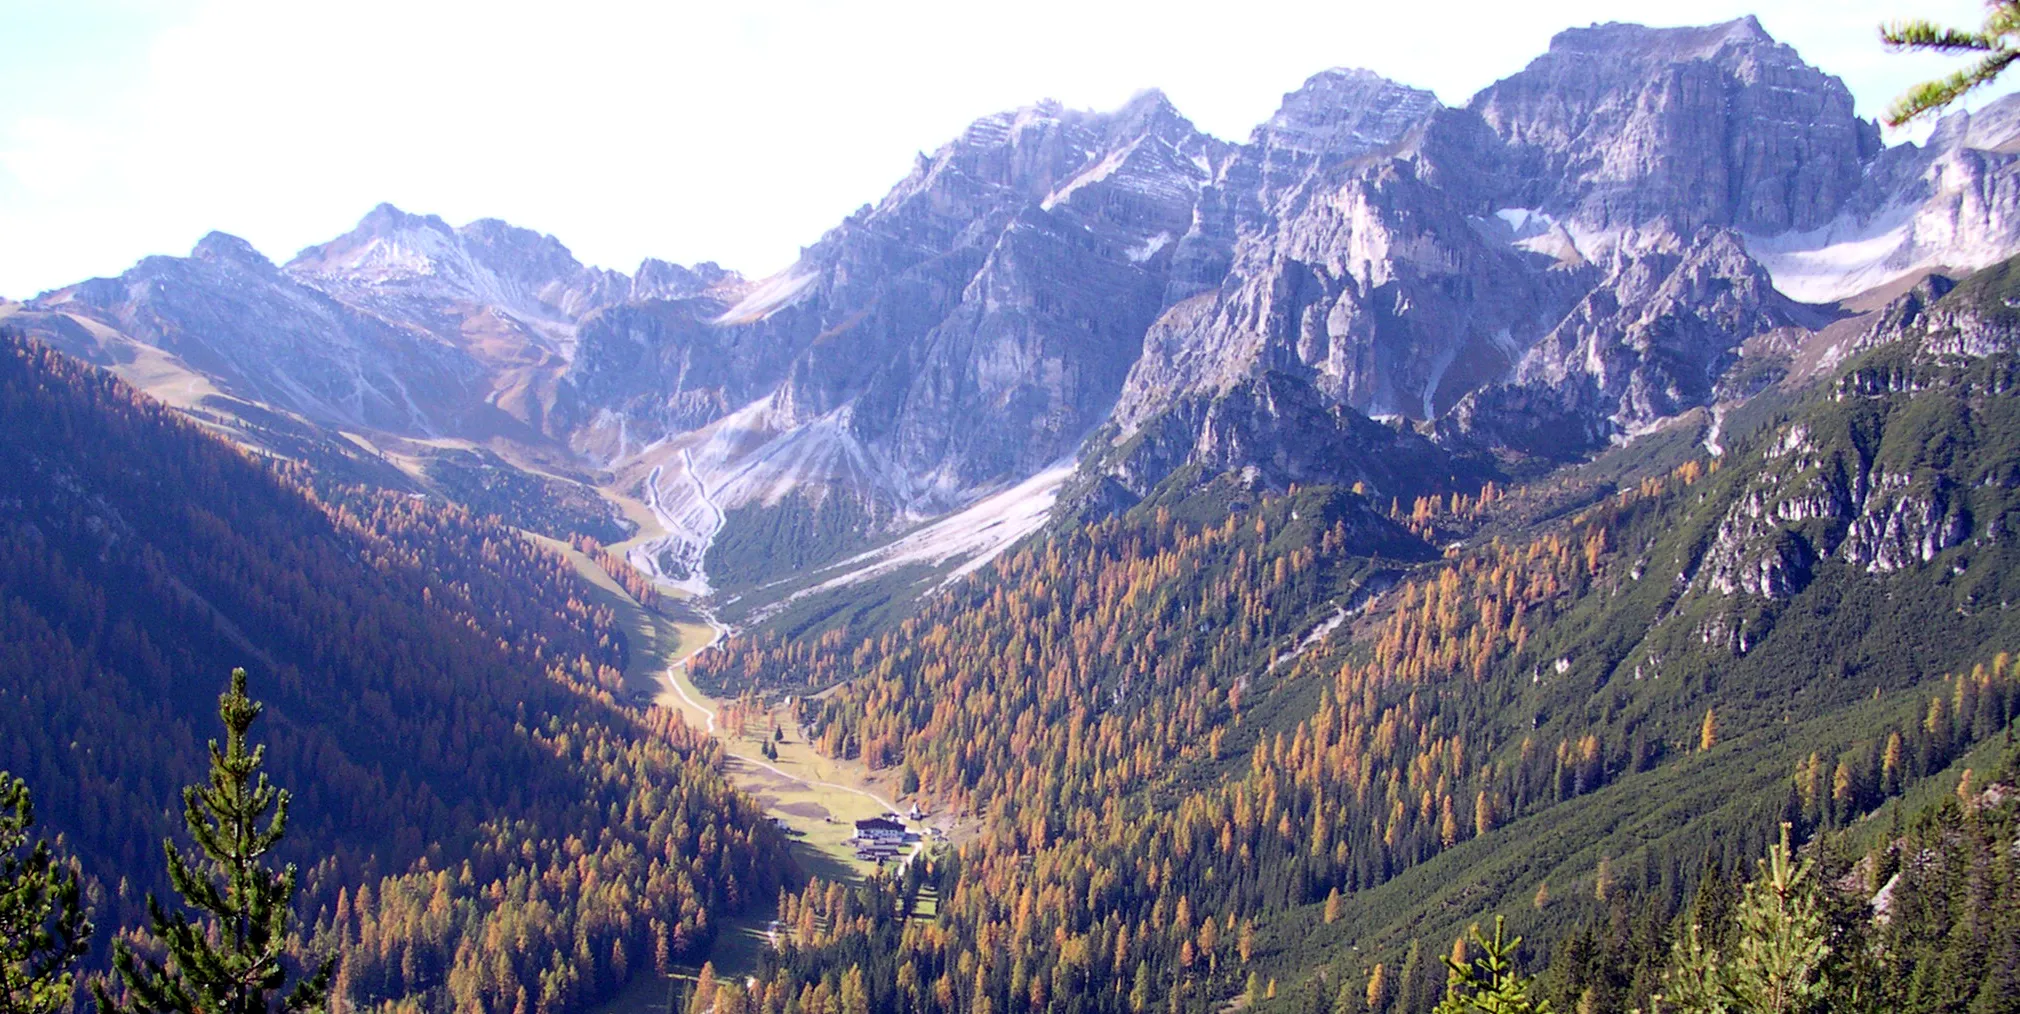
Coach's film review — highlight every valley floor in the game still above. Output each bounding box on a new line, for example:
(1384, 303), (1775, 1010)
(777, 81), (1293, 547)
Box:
(538, 531), (944, 991)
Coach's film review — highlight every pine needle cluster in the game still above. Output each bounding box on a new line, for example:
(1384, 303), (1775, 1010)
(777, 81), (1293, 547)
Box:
(1883, 1), (2020, 124)
(0, 772), (93, 1014)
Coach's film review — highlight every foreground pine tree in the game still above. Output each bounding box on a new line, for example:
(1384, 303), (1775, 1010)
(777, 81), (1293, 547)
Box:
(96, 669), (333, 1014)
(1653, 825), (1872, 1014)
(1434, 916), (1555, 1014)
(1, 772), (93, 1014)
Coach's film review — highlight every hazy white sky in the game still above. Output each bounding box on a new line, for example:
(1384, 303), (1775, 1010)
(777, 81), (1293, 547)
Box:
(0, 0), (2002, 298)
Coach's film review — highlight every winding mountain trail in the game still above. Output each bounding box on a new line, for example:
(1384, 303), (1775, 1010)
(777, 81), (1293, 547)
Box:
(656, 593), (908, 822)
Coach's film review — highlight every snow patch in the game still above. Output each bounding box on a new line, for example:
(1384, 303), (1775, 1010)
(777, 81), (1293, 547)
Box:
(1747, 147), (2020, 303)
(714, 272), (817, 325)
(1482, 207), (1585, 264)
(763, 460), (1075, 609)
(1042, 139), (1142, 211)
(1126, 231), (1173, 263)
(1744, 206), (1922, 303)
(1419, 338), (1462, 420)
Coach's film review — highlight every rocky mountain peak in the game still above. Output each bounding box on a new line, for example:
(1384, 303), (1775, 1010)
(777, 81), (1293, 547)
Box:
(189, 231), (275, 272)
(898, 91), (1221, 211)
(1253, 68), (1442, 163)
(630, 259), (742, 302)
(1472, 17), (1874, 239)
(560, 86), (1237, 532)
(1543, 16), (1771, 64)
(284, 204), (612, 305)
(458, 218), (586, 284)
(360, 200), (450, 233)
(285, 202), (465, 285)
(279, 203), (638, 362)
(292, 203), (594, 287)
(1102, 88), (1194, 138)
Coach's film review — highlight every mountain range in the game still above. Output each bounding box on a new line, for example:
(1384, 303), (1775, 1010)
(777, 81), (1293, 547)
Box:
(9, 16), (2020, 605)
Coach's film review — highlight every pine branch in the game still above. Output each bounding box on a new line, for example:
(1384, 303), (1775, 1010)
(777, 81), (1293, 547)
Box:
(0, 773), (93, 1014)
(1886, 51), (2020, 126)
(1881, 21), (2000, 53)
(1882, 1), (2020, 125)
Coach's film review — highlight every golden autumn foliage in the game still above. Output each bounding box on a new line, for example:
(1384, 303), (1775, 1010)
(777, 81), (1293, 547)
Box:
(697, 470), (1722, 1014)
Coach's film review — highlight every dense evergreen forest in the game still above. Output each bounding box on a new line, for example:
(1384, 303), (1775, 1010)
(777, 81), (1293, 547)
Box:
(0, 334), (794, 1014)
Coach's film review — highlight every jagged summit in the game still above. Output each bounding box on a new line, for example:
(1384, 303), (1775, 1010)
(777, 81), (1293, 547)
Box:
(190, 231), (273, 269)
(1544, 15), (1774, 60)
(961, 88), (1189, 139)
(1253, 68), (1442, 161)
(1473, 16), (1875, 237)
(560, 82), (1236, 547)
(357, 200), (450, 234)
(630, 258), (741, 302)
(289, 203), (577, 289)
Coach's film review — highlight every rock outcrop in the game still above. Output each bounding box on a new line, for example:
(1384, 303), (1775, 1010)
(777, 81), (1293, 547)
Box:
(1110, 18), (1891, 480)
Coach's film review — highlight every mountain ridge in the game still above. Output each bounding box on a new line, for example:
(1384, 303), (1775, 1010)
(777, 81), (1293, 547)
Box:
(14, 17), (2020, 603)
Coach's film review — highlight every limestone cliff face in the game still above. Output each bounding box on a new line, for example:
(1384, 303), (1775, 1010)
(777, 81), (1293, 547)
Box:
(1108, 18), (1888, 486)
(1508, 228), (1820, 427)
(1471, 17), (1878, 238)
(1115, 77), (1565, 428)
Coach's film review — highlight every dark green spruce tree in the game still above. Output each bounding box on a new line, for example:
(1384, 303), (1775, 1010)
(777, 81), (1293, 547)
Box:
(0, 772), (93, 1014)
(1434, 916), (1555, 1014)
(96, 670), (332, 1014)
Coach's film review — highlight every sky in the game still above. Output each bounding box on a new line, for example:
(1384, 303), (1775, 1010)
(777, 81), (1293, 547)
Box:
(0, 0), (2005, 298)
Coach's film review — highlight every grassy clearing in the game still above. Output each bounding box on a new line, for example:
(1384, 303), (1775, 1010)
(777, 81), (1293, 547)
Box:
(529, 533), (686, 696)
(661, 660), (908, 882)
